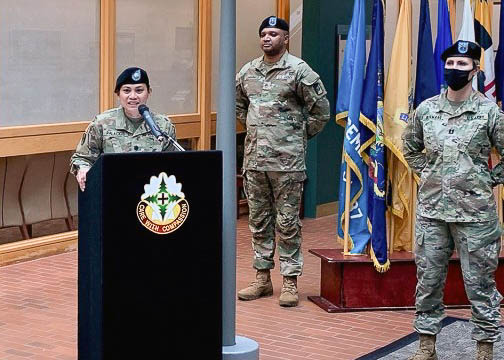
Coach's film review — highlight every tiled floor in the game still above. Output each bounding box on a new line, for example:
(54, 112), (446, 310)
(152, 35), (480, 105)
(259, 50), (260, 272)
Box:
(0, 215), (488, 359)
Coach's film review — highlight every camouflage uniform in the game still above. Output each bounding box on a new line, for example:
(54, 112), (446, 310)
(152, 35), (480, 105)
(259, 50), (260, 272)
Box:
(403, 90), (504, 342)
(236, 51), (330, 276)
(70, 106), (177, 174)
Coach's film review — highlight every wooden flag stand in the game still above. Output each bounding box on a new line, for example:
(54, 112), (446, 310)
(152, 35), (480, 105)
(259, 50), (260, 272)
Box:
(308, 152), (504, 312)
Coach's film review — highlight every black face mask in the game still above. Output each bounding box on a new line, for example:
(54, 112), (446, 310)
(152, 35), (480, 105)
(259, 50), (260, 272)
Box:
(443, 67), (474, 91)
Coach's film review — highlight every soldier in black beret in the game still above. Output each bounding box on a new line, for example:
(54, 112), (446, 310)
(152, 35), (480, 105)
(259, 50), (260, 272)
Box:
(70, 67), (178, 191)
(236, 15), (330, 308)
(114, 67), (150, 94)
(258, 16), (290, 59)
(258, 16), (289, 35)
(441, 40), (481, 92)
(404, 39), (504, 360)
(441, 40), (481, 62)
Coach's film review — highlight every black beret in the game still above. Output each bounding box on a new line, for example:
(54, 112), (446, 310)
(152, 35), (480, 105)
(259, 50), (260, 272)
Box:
(259, 16), (289, 35)
(115, 67), (150, 93)
(441, 40), (481, 62)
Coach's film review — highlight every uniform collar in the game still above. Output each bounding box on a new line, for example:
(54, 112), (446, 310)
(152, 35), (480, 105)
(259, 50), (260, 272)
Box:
(116, 107), (151, 136)
(255, 50), (290, 75)
(437, 89), (480, 116)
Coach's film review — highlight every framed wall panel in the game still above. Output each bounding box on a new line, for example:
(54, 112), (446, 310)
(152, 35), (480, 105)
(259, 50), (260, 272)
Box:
(0, 0), (100, 127)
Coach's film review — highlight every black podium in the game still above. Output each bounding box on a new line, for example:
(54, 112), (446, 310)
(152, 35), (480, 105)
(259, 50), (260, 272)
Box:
(78, 151), (222, 359)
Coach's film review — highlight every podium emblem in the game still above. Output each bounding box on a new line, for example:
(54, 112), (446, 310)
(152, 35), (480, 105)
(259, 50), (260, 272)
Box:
(136, 172), (189, 234)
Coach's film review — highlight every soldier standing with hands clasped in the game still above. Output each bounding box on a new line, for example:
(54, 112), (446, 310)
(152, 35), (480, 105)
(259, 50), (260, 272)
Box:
(403, 40), (504, 360)
(235, 16), (330, 307)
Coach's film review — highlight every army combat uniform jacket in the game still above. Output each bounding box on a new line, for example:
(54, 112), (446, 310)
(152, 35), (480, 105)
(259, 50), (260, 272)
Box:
(236, 51), (330, 172)
(70, 107), (177, 174)
(403, 90), (504, 223)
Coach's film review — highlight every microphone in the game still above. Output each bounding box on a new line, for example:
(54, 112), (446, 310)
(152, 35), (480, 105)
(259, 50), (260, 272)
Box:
(137, 104), (185, 151)
(138, 104), (163, 142)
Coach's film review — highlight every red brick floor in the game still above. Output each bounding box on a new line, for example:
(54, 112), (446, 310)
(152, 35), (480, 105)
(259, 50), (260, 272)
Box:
(0, 215), (488, 359)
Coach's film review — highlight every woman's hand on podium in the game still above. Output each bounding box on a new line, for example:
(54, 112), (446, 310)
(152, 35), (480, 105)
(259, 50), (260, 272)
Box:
(76, 167), (90, 192)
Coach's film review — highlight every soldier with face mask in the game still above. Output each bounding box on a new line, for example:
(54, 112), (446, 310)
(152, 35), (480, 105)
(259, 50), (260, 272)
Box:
(403, 40), (504, 360)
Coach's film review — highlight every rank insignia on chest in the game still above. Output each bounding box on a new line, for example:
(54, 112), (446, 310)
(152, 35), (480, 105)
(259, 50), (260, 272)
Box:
(262, 82), (273, 90)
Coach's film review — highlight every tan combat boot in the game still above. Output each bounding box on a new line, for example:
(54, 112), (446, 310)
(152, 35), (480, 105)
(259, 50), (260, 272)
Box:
(279, 276), (298, 307)
(476, 341), (493, 360)
(237, 269), (273, 300)
(408, 334), (437, 360)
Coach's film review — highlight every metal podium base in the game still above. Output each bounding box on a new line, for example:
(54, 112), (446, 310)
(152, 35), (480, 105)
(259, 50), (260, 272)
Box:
(222, 336), (259, 360)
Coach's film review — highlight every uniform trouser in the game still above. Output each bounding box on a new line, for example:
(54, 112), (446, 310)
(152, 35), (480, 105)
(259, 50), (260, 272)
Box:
(243, 170), (305, 276)
(414, 215), (503, 342)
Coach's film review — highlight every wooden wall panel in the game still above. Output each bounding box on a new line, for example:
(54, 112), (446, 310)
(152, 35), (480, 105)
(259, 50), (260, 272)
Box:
(198, 0), (212, 150)
(277, 0), (290, 21)
(100, 0), (116, 112)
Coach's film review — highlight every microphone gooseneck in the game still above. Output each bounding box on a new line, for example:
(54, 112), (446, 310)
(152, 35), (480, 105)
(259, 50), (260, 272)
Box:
(137, 105), (185, 151)
(138, 104), (164, 142)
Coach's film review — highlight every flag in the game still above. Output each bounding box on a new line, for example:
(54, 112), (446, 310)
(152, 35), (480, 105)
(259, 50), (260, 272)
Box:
(414, 0), (438, 109)
(496, 0), (504, 103)
(458, 0), (478, 90)
(359, 0), (389, 272)
(383, 0), (413, 252)
(458, 0), (476, 41)
(335, 0), (370, 255)
(475, 0), (496, 101)
(433, 0), (453, 91)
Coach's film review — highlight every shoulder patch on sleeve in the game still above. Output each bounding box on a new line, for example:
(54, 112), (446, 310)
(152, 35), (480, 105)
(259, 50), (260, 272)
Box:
(300, 71), (320, 86)
(313, 81), (324, 95)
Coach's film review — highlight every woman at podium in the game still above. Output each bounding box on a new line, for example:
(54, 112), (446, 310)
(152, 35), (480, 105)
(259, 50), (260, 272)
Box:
(70, 67), (178, 191)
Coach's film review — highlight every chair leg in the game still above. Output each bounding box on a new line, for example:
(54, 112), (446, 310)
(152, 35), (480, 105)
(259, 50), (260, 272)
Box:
(236, 175), (244, 219)
(20, 224), (32, 239)
(65, 216), (74, 231)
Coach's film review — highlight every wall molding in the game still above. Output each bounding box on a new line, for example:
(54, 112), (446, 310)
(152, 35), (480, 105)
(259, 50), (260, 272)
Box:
(316, 201), (338, 218)
(0, 231), (77, 266)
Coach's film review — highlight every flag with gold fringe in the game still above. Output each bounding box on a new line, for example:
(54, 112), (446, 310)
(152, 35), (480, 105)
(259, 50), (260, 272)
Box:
(359, 0), (389, 272)
(335, 0), (371, 255)
(474, 0), (496, 101)
(383, 0), (413, 252)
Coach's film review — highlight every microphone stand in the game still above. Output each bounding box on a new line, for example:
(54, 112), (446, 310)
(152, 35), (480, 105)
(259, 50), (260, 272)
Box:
(159, 130), (186, 152)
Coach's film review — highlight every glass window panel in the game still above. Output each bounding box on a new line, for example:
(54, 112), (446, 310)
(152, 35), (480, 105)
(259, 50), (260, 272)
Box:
(289, 0), (303, 58)
(0, 0), (100, 126)
(211, 0), (276, 111)
(116, 0), (198, 115)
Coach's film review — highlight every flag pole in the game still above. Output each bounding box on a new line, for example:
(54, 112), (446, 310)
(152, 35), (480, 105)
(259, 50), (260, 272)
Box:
(343, 159), (351, 254)
(219, 0), (259, 357)
(410, 172), (417, 252)
(501, 185), (504, 249)
(388, 152), (395, 253)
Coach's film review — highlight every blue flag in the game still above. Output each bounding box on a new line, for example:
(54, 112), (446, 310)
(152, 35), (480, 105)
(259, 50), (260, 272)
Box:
(335, 0), (370, 255)
(433, 0), (452, 91)
(495, 1), (504, 104)
(359, 0), (389, 272)
(414, 0), (438, 108)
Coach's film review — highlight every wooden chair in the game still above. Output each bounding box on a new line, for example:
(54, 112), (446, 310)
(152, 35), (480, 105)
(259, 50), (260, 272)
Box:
(236, 174), (248, 219)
